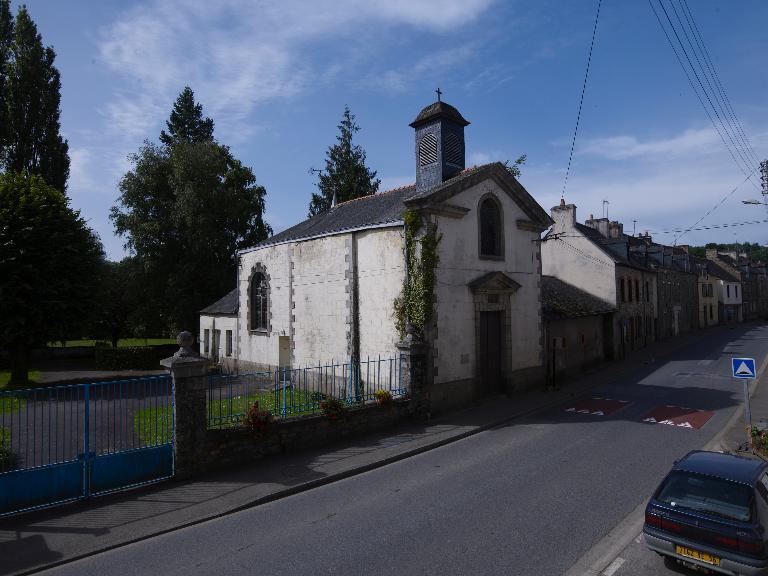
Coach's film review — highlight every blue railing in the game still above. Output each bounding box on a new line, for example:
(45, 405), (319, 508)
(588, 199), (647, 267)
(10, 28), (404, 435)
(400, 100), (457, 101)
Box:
(207, 356), (404, 428)
(0, 375), (173, 475)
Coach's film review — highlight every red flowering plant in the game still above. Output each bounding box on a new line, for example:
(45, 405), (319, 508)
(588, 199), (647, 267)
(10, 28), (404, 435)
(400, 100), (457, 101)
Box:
(320, 398), (347, 421)
(374, 390), (393, 406)
(243, 402), (274, 438)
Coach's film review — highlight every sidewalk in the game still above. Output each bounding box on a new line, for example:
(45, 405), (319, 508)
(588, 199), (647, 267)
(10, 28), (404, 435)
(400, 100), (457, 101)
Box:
(0, 326), (741, 576)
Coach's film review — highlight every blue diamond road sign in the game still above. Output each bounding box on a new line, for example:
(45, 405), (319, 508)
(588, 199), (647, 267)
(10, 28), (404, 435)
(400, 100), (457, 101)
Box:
(732, 358), (757, 379)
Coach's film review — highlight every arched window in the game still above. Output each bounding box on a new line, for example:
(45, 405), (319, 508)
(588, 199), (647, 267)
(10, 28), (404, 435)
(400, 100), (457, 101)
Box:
(250, 269), (269, 331)
(479, 195), (504, 258)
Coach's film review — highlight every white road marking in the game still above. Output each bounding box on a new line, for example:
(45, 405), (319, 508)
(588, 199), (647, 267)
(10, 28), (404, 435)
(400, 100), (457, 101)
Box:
(635, 535), (642, 544)
(601, 557), (625, 576)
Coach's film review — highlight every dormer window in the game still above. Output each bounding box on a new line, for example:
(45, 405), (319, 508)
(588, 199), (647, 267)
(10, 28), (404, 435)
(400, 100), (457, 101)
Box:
(419, 133), (438, 166)
(479, 194), (504, 259)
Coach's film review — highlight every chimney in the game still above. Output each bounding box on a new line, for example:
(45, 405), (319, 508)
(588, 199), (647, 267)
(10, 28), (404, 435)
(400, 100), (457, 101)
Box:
(608, 220), (624, 239)
(584, 215), (610, 238)
(551, 200), (576, 229)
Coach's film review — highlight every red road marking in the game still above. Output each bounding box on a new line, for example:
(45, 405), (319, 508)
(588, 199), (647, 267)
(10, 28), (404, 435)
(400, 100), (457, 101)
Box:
(640, 405), (715, 430)
(564, 397), (630, 417)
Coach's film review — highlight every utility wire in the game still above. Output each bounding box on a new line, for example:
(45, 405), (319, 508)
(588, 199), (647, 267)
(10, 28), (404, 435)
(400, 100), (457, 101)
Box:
(561, 0), (602, 200)
(649, 0), (760, 190)
(666, 0), (757, 171)
(679, 0), (761, 167)
(672, 168), (758, 244)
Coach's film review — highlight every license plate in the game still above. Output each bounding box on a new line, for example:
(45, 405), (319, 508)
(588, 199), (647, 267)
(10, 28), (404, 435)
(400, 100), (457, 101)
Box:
(676, 545), (721, 566)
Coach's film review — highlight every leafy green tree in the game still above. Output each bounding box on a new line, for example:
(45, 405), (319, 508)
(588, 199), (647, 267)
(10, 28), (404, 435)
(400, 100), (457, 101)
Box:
(0, 0), (12, 152)
(111, 87), (271, 333)
(503, 154), (527, 178)
(0, 172), (104, 385)
(308, 106), (380, 217)
(89, 258), (145, 348)
(1, 4), (69, 191)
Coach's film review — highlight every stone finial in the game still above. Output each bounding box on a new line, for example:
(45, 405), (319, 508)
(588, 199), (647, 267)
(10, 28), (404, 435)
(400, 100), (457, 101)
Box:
(174, 331), (199, 358)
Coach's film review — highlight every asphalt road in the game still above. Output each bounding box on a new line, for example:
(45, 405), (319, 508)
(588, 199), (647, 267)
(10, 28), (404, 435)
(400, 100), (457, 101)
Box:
(39, 324), (768, 576)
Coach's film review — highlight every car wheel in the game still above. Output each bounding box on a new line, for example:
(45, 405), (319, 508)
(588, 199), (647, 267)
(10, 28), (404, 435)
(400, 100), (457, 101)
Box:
(662, 555), (678, 569)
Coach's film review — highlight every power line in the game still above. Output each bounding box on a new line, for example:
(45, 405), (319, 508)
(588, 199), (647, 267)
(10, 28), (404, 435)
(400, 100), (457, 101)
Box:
(651, 218), (768, 235)
(648, 0), (761, 190)
(679, 0), (761, 166)
(561, 0), (602, 200)
(671, 168), (758, 244)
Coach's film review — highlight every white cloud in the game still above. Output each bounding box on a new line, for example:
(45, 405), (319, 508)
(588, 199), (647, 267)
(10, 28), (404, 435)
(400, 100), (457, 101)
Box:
(98, 0), (494, 142)
(578, 127), (720, 160)
(68, 147), (96, 192)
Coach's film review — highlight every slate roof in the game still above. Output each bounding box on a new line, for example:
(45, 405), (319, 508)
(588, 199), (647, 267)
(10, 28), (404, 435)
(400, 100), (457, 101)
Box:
(200, 288), (239, 315)
(705, 260), (740, 282)
(541, 276), (616, 320)
(571, 223), (652, 271)
(409, 100), (470, 128)
(246, 184), (416, 250)
(244, 162), (552, 252)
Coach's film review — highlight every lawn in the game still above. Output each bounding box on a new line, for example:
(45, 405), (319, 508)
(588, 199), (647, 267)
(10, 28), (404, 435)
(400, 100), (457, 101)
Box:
(0, 370), (40, 391)
(48, 338), (176, 348)
(0, 426), (13, 471)
(133, 388), (322, 444)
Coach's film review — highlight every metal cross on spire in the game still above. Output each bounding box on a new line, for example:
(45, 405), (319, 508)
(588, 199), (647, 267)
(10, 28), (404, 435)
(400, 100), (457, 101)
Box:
(436, 87), (442, 102)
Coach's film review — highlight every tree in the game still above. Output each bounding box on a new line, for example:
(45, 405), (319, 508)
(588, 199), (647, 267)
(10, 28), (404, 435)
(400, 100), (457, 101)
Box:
(503, 154), (527, 178)
(89, 258), (143, 348)
(308, 106), (380, 217)
(159, 86), (214, 147)
(1, 4), (69, 191)
(0, 172), (104, 385)
(0, 0), (12, 153)
(111, 87), (272, 333)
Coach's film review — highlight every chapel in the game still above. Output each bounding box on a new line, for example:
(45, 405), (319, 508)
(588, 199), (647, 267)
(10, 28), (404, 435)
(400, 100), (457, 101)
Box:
(200, 98), (552, 412)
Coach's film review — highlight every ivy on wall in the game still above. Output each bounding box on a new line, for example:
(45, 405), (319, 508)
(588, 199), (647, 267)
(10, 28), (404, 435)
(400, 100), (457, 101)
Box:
(393, 210), (442, 338)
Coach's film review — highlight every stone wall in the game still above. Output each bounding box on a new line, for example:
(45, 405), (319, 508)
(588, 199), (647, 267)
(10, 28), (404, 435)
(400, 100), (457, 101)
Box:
(196, 400), (413, 474)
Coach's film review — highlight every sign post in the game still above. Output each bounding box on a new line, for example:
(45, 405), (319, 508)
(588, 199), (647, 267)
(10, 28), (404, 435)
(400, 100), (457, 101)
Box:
(732, 358), (757, 449)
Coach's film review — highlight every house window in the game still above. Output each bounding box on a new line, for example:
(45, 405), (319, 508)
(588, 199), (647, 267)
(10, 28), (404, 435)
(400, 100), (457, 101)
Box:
(735, 285), (739, 298)
(620, 278), (626, 303)
(646, 281), (650, 302)
(709, 304), (713, 320)
(250, 269), (269, 331)
(635, 279), (640, 302)
(701, 284), (706, 297)
(213, 330), (221, 358)
(444, 133), (463, 166)
(479, 195), (504, 258)
(225, 330), (233, 357)
(727, 285), (730, 298)
(203, 329), (210, 355)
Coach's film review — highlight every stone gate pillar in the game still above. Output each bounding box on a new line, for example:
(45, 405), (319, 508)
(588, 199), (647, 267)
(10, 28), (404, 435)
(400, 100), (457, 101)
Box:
(396, 331), (429, 418)
(161, 331), (208, 480)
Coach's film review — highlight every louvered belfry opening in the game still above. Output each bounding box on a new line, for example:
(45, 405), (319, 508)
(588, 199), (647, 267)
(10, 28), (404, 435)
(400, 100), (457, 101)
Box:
(410, 100), (470, 192)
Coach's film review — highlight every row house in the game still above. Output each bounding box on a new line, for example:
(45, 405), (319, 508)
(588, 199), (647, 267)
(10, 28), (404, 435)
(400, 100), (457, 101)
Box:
(542, 201), (657, 361)
(692, 257), (719, 327)
(708, 250), (768, 321)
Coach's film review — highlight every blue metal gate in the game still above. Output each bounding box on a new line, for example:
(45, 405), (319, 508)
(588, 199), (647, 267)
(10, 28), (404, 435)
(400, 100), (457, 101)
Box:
(0, 375), (174, 516)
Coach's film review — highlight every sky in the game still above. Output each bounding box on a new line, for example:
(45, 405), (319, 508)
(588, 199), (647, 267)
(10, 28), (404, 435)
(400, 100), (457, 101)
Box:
(12, 0), (768, 260)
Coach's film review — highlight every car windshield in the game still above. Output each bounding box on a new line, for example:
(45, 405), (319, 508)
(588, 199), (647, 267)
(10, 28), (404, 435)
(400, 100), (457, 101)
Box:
(657, 471), (753, 522)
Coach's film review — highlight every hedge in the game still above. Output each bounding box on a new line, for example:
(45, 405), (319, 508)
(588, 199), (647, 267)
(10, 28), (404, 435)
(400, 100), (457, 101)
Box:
(94, 345), (177, 370)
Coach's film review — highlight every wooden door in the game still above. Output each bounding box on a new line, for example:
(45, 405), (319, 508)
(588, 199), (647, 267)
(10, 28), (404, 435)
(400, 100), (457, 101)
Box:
(479, 311), (503, 396)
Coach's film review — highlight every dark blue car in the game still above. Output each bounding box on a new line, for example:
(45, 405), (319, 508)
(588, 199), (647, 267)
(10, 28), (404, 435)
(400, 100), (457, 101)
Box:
(644, 451), (768, 575)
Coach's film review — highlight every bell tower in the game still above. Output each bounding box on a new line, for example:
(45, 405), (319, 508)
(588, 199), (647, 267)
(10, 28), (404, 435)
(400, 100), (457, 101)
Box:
(410, 90), (470, 192)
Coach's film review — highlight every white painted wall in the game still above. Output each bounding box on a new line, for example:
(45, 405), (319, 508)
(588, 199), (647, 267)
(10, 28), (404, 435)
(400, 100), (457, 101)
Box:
(432, 179), (542, 385)
(238, 242), (292, 369)
(356, 228), (405, 360)
(199, 314), (237, 367)
(291, 234), (350, 365)
(718, 280), (743, 305)
(542, 204), (618, 305)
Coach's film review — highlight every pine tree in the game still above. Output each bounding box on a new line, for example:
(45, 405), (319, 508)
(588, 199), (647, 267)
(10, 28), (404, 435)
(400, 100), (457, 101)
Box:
(1, 5), (69, 191)
(159, 86), (214, 147)
(308, 106), (380, 217)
